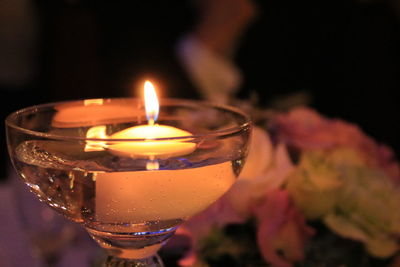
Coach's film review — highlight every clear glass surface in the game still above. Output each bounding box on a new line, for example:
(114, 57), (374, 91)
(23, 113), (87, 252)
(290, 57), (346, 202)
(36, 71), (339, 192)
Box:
(13, 173), (79, 266)
(6, 98), (252, 266)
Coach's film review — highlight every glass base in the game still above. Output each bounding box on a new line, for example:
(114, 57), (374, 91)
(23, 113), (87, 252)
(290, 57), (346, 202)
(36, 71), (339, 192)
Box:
(104, 254), (164, 267)
(86, 224), (176, 264)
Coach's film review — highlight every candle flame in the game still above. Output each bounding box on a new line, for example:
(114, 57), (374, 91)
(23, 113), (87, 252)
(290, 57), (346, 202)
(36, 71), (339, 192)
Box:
(144, 81), (159, 125)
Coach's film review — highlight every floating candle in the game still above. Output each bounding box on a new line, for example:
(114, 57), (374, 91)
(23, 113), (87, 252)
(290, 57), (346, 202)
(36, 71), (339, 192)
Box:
(108, 124), (195, 158)
(107, 81), (195, 158)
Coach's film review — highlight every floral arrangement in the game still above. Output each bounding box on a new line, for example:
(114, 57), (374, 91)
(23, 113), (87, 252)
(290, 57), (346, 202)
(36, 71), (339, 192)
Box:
(163, 107), (400, 267)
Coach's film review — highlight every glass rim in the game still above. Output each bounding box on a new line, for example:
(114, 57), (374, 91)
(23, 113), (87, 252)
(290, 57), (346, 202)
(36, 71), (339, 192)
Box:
(5, 97), (252, 142)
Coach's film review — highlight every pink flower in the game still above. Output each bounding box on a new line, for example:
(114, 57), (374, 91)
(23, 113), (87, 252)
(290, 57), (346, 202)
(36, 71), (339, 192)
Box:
(178, 126), (287, 240)
(270, 107), (400, 182)
(228, 142), (295, 217)
(181, 194), (245, 240)
(174, 193), (246, 266)
(173, 127), (295, 266)
(253, 189), (314, 267)
(172, 228), (198, 267)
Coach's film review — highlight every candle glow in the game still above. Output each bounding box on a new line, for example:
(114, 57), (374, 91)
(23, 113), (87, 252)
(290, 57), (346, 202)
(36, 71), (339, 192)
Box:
(144, 81), (159, 125)
(108, 81), (195, 158)
(84, 81), (196, 158)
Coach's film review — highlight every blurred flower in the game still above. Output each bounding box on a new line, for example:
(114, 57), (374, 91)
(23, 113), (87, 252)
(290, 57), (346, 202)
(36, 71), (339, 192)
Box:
(286, 150), (343, 219)
(253, 189), (314, 267)
(228, 141), (294, 218)
(273, 108), (400, 259)
(270, 107), (400, 182)
(324, 165), (400, 258)
(173, 107), (400, 267)
(174, 228), (198, 267)
(180, 126), (274, 235)
(175, 126), (278, 264)
(287, 147), (400, 258)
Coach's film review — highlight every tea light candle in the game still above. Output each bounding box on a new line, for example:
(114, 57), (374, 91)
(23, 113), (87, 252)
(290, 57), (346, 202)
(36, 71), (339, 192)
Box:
(108, 124), (195, 158)
(107, 81), (196, 158)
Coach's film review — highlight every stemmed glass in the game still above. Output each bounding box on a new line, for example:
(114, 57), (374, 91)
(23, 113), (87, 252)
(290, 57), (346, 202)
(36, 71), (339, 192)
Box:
(6, 97), (252, 266)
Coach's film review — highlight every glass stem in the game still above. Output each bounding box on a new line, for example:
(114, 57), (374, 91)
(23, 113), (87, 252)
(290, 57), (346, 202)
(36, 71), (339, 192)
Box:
(104, 254), (164, 267)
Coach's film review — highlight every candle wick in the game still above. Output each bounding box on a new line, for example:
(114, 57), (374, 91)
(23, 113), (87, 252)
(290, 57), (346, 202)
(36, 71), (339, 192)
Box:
(146, 156), (159, 170)
(148, 118), (155, 126)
